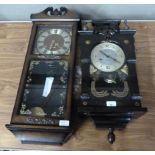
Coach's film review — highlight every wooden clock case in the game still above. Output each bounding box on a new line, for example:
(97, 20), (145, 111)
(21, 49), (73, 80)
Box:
(6, 7), (79, 145)
(74, 20), (147, 143)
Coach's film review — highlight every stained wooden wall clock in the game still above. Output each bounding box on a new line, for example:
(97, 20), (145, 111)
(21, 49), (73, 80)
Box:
(76, 20), (147, 144)
(6, 7), (79, 145)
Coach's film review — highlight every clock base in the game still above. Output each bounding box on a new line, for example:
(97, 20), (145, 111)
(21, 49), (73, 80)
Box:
(6, 124), (72, 145)
(88, 107), (147, 144)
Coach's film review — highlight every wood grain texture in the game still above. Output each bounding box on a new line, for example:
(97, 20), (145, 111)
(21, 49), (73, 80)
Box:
(0, 22), (155, 150)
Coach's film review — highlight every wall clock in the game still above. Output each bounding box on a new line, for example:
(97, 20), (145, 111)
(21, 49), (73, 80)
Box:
(6, 7), (79, 145)
(75, 20), (147, 144)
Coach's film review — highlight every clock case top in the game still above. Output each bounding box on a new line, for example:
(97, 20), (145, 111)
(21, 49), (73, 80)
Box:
(6, 7), (79, 145)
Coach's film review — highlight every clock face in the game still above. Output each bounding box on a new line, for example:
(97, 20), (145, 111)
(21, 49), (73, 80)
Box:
(91, 42), (125, 72)
(34, 28), (71, 55)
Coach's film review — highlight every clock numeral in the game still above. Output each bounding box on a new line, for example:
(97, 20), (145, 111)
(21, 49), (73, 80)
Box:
(63, 36), (69, 39)
(42, 32), (49, 37)
(43, 48), (47, 53)
(106, 66), (110, 69)
(38, 37), (45, 42)
(54, 29), (58, 34)
(63, 46), (67, 50)
(38, 45), (44, 49)
(37, 41), (44, 43)
(64, 41), (70, 44)
(47, 30), (51, 35)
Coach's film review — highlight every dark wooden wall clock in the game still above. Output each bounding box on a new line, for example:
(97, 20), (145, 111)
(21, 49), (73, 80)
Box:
(75, 20), (147, 144)
(6, 7), (79, 145)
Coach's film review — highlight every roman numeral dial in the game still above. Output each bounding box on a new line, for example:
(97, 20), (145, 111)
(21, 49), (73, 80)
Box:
(35, 28), (71, 55)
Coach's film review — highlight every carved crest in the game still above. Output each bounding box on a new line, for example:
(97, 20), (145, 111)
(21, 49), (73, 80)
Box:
(31, 7), (80, 21)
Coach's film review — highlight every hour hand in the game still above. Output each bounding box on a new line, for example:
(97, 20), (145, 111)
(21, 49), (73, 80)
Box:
(100, 50), (120, 64)
(100, 50), (109, 58)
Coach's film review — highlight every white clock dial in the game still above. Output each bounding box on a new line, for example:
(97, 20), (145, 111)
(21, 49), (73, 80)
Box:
(36, 28), (71, 55)
(91, 42), (125, 72)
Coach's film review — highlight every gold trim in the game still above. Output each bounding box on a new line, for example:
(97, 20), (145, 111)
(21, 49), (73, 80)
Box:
(111, 81), (129, 98)
(91, 80), (109, 97)
(20, 104), (32, 115)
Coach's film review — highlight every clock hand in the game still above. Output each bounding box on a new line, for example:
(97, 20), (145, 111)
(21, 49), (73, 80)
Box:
(100, 50), (121, 64)
(100, 50), (110, 58)
(110, 57), (121, 64)
(49, 40), (55, 50)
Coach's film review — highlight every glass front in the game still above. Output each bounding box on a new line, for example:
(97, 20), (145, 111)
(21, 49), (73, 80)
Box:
(19, 60), (69, 118)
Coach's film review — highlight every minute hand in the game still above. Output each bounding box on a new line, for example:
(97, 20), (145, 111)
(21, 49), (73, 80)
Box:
(100, 51), (120, 64)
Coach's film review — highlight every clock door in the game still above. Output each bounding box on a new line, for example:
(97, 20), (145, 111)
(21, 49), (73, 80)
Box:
(18, 24), (73, 121)
(20, 60), (69, 118)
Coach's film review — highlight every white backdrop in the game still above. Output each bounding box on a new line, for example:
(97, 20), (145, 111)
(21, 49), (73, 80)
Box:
(0, 4), (155, 21)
